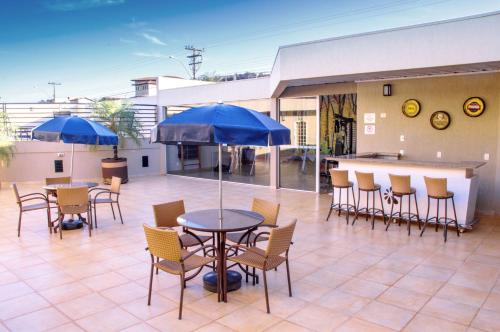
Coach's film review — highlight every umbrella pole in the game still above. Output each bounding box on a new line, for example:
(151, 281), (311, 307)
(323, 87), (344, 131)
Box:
(219, 143), (223, 223)
(70, 143), (75, 179)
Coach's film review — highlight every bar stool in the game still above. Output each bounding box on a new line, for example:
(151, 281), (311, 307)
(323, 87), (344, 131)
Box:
(385, 174), (421, 235)
(353, 171), (386, 229)
(420, 176), (460, 242)
(326, 169), (356, 224)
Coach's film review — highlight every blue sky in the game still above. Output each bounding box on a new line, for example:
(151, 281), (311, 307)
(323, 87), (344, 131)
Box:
(1, 0), (499, 102)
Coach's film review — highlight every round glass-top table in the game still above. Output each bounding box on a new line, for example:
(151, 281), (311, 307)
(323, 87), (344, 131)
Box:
(178, 209), (264, 302)
(43, 182), (98, 230)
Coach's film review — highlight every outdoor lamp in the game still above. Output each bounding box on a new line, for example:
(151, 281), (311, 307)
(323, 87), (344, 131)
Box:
(383, 84), (392, 96)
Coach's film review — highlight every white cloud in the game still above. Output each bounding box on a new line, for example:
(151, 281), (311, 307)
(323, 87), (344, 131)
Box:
(141, 33), (166, 46)
(133, 52), (167, 58)
(44, 0), (126, 12)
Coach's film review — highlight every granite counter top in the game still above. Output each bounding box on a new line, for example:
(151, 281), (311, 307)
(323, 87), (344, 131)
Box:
(325, 152), (486, 170)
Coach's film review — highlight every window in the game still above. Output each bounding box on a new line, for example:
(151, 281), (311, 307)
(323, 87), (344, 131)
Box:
(294, 120), (307, 147)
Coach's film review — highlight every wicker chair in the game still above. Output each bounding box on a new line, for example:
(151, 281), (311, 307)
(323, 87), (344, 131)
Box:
(56, 187), (92, 239)
(226, 198), (280, 245)
(12, 183), (51, 237)
(153, 200), (212, 248)
(227, 219), (297, 314)
(143, 224), (218, 320)
(45, 176), (71, 206)
(89, 176), (123, 228)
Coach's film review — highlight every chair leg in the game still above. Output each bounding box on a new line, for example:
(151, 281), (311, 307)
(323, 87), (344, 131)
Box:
(435, 200), (440, 232)
(444, 199), (448, 242)
(285, 259), (292, 297)
(326, 188), (334, 221)
(414, 193), (421, 230)
(352, 189), (361, 225)
(378, 189), (386, 224)
(116, 201), (124, 224)
(94, 203), (98, 229)
(156, 257), (159, 275)
(87, 208), (92, 237)
(59, 214), (64, 239)
(386, 200), (394, 231)
(263, 269), (270, 314)
(147, 262), (154, 305)
(452, 197), (460, 237)
(47, 206), (52, 234)
(179, 273), (185, 320)
(338, 189), (342, 217)
(420, 196), (431, 237)
(346, 188), (350, 225)
(365, 190), (369, 221)
(398, 198), (402, 227)
(110, 203), (116, 220)
(371, 191), (376, 230)
(407, 194), (411, 236)
(17, 209), (22, 237)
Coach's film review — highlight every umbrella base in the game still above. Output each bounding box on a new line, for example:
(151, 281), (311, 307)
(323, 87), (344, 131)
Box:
(203, 270), (242, 293)
(61, 218), (84, 230)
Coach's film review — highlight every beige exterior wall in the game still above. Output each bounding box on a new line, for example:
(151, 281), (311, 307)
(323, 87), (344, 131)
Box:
(0, 138), (163, 184)
(356, 72), (500, 213)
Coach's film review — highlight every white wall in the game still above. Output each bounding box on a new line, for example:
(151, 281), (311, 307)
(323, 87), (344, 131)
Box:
(0, 138), (163, 184)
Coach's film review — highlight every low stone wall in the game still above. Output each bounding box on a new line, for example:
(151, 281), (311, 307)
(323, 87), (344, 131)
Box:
(0, 138), (164, 185)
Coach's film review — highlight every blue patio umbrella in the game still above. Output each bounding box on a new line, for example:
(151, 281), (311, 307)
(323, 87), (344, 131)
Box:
(32, 116), (118, 178)
(151, 103), (290, 221)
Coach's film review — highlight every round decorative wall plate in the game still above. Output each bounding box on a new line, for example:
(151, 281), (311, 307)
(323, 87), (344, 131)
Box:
(463, 97), (485, 117)
(402, 99), (421, 118)
(430, 111), (451, 130)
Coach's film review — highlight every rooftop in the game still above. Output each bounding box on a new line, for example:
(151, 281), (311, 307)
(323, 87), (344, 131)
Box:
(1, 175), (499, 331)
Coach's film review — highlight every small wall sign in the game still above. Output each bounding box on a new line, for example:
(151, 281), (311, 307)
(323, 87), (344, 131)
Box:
(430, 111), (451, 130)
(364, 124), (376, 135)
(463, 97), (485, 117)
(364, 113), (376, 124)
(402, 99), (421, 118)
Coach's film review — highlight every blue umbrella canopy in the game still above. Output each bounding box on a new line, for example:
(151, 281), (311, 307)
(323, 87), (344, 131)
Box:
(32, 116), (118, 146)
(151, 103), (290, 146)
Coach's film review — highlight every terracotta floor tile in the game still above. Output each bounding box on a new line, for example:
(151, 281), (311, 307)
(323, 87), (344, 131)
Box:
(315, 289), (370, 315)
(55, 293), (115, 320)
(0, 293), (50, 321)
(250, 291), (307, 319)
(194, 322), (235, 332)
(435, 283), (489, 307)
(378, 286), (431, 311)
(265, 320), (312, 332)
(335, 318), (396, 332)
(120, 322), (160, 332)
(482, 291), (500, 313)
(393, 275), (444, 295)
(4, 307), (70, 332)
(358, 267), (404, 286)
(75, 307), (140, 332)
(287, 303), (350, 332)
(121, 295), (178, 320)
(147, 308), (212, 332)
(80, 271), (129, 291)
(46, 322), (85, 332)
(186, 293), (246, 320)
(470, 308), (500, 332)
(421, 297), (479, 325)
(355, 301), (415, 331)
(409, 264), (455, 282)
(0, 281), (34, 302)
(403, 313), (468, 332)
(216, 306), (281, 332)
(39, 281), (93, 304)
(338, 277), (388, 299)
(100, 282), (147, 304)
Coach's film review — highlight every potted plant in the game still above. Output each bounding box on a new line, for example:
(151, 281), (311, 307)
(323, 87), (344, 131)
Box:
(0, 110), (15, 189)
(92, 100), (142, 184)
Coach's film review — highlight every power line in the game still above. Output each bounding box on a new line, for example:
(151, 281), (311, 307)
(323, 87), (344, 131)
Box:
(185, 45), (204, 79)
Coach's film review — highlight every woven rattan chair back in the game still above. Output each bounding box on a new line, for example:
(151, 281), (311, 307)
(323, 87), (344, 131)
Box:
(11, 183), (21, 204)
(110, 176), (122, 194)
(424, 176), (448, 198)
(389, 174), (411, 194)
(153, 200), (185, 228)
(143, 224), (182, 262)
(45, 177), (71, 185)
(252, 198), (280, 226)
(329, 169), (349, 187)
(265, 219), (297, 257)
(56, 187), (89, 214)
(355, 171), (375, 190)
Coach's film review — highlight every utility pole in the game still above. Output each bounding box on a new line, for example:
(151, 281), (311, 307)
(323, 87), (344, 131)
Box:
(184, 46), (204, 79)
(48, 82), (61, 102)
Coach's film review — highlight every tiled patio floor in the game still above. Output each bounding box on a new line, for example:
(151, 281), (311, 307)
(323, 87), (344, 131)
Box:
(0, 175), (499, 332)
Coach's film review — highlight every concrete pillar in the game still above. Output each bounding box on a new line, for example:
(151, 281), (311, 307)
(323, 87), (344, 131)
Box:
(270, 98), (279, 189)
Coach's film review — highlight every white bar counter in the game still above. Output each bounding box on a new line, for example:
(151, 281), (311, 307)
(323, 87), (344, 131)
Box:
(326, 153), (486, 229)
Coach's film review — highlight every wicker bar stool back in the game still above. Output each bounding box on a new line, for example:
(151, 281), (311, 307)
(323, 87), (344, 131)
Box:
(326, 169), (356, 224)
(386, 174), (420, 235)
(421, 176), (459, 242)
(353, 171), (386, 229)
